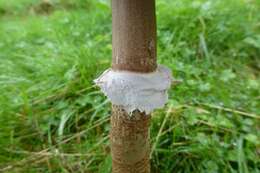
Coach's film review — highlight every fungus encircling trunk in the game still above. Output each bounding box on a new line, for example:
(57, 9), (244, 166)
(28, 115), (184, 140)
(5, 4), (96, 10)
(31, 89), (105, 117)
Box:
(111, 0), (156, 172)
(95, 0), (172, 172)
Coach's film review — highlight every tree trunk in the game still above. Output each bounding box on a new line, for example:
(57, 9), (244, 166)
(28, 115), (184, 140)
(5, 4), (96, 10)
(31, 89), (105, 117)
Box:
(110, 106), (151, 173)
(110, 0), (157, 172)
(112, 0), (157, 73)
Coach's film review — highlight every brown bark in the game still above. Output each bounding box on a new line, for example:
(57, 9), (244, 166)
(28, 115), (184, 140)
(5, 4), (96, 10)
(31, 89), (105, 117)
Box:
(112, 0), (157, 73)
(110, 0), (157, 172)
(110, 105), (151, 173)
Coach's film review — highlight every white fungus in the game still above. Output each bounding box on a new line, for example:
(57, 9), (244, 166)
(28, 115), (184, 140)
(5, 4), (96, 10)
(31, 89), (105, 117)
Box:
(94, 65), (172, 115)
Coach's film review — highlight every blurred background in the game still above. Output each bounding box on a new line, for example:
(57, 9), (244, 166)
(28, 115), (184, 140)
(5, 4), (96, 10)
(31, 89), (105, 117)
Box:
(0, 0), (259, 172)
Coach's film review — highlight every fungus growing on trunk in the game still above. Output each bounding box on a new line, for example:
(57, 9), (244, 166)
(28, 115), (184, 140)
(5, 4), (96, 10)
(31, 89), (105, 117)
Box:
(95, 0), (172, 172)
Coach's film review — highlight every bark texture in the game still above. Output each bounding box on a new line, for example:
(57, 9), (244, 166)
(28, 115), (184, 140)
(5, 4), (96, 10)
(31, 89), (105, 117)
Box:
(112, 0), (157, 73)
(111, 105), (151, 173)
(111, 0), (157, 172)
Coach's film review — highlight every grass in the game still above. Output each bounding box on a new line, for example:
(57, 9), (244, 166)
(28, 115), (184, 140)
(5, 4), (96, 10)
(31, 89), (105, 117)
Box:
(0, 0), (259, 172)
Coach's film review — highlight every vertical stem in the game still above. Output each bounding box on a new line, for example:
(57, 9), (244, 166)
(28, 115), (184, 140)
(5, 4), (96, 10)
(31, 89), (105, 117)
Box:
(111, 0), (157, 172)
(112, 0), (157, 73)
(110, 106), (151, 173)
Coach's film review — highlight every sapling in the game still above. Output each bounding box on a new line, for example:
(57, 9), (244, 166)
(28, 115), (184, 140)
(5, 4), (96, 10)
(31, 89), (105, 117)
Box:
(95, 0), (172, 172)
